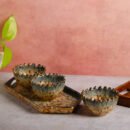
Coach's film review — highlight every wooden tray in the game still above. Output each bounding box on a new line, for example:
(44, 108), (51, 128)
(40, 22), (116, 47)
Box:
(5, 77), (81, 113)
(115, 81), (130, 107)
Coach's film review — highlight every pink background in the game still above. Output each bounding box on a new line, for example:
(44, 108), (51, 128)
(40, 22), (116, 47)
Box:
(1, 0), (130, 76)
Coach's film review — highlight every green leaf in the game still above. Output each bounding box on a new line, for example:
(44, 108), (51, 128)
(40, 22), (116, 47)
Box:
(2, 16), (17, 41)
(0, 46), (12, 69)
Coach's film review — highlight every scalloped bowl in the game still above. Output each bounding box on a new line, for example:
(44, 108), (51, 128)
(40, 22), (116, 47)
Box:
(31, 74), (65, 101)
(13, 63), (46, 88)
(82, 86), (119, 116)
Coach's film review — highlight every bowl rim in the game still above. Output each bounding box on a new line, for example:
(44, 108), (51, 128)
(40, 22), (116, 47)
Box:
(31, 73), (65, 88)
(13, 63), (46, 77)
(81, 86), (119, 103)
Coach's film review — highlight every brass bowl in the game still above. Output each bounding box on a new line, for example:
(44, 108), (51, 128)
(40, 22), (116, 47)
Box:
(81, 86), (119, 116)
(31, 74), (65, 101)
(13, 63), (46, 88)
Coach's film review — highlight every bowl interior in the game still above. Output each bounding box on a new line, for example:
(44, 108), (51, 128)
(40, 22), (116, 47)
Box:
(83, 87), (118, 102)
(14, 64), (45, 76)
(32, 74), (65, 87)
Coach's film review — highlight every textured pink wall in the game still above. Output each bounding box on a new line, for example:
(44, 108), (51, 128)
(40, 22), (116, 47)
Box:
(1, 0), (130, 76)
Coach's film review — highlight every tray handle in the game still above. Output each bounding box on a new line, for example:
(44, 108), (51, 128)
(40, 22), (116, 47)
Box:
(5, 77), (15, 86)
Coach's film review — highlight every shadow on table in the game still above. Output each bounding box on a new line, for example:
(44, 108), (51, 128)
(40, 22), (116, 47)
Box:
(74, 104), (96, 117)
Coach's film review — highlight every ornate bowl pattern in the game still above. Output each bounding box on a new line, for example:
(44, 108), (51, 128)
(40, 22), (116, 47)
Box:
(81, 86), (119, 116)
(31, 74), (65, 101)
(13, 63), (46, 88)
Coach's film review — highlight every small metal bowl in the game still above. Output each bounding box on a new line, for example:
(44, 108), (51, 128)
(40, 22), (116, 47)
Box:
(31, 74), (65, 101)
(13, 63), (46, 88)
(81, 86), (119, 116)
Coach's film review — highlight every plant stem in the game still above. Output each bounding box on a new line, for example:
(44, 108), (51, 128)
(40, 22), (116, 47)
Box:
(0, 39), (6, 49)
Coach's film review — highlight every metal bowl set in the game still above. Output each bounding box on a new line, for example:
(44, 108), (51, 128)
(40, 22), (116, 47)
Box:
(13, 64), (65, 101)
(13, 63), (119, 116)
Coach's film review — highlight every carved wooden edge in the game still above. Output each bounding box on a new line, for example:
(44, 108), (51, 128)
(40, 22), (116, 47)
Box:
(115, 81), (130, 92)
(115, 81), (130, 107)
(4, 77), (81, 113)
